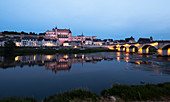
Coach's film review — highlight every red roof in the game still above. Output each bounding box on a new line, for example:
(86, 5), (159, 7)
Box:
(57, 29), (70, 33)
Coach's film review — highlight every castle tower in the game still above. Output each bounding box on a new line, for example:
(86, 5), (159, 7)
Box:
(150, 36), (153, 42)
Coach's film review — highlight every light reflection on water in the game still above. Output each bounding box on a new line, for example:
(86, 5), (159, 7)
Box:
(0, 52), (170, 99)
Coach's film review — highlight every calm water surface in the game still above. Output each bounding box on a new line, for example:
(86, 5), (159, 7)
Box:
(0, 52), (170, 99)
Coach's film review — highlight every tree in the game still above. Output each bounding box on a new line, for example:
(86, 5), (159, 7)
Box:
(4, 40), (16, 56)
(29, 32), (33, 35)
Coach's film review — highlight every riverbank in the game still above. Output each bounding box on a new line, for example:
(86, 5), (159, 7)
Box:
(0, 47), (169, 57)
(1, 82), (170, 102)
(0, 47), (116, 56)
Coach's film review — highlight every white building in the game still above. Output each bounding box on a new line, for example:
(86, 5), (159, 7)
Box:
(93, 39), (103, 46)
(85, 38), (93, 45)
(20, 37), (59, 47)
(21, 37), (37, 47)
(42, 39), (59, 47)
(63, 41), (82, 47)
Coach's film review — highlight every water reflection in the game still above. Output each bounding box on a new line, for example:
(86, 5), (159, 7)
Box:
(0, 52), (170, 99)
(0, 52), (170, 75)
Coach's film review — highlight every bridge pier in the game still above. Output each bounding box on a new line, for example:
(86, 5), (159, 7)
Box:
(120, 47), (125, 52)
(142, 48), (149, 54)
(138, 48), (142, 54)
(126, 47), (129, 52)
(129, 48), (136, 53)
(157, 49), (162, 55)
(126, 47), (135, 53)
(138, 48), (149, 54)
(157, 48), (170, 56)
(116, 47), (120, 51)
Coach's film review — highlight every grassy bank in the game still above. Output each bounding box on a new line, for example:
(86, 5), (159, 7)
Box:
(44, 89), (98, 102)
(1, 83), (170, 102)
(101, 82), (170, 101)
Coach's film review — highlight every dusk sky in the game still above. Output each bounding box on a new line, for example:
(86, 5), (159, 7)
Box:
(0, 0), (170, 40)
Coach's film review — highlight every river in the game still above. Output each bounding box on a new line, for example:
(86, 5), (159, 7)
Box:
(0, 52), (170, 99)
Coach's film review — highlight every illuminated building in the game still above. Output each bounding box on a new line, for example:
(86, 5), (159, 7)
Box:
(92, 39), (103, 46)
(45, 27), (97, 45)
(62, 41), (82, 47)
(85, 38), (93, 45)
(21, 37), (38, 47)
(45, 27), (72, 45)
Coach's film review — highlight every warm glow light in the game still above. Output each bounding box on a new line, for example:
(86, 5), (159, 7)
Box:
(132, 48), (135, 52)
(135, 43), (140, 47)
(124, 44), (130, 47)
(46, 55), (53, 60)
(123, 48), (125, 51)
(138, 48), (142, 54)
(63, 55), (69, 59)
(116, 44), (120, 48)
(34, 55), (36, 61)
(125, 53), (129, 56)
(34, 42), (36, 46)
(157, 49), (162, 55)
(168, 48), (170, 56)
(109, 47), (114, 50)
(125, 57), (129, 60)
(15, 42), (21, 46)
(125, 60), (129, 62)
(63, 43), (69, 46)
(82, 54), (84, 59)
(74, 46), (77, 48)
(126, 48), (129, 52)
(15, 56), (19, 61)
(150, 42), (158, 46)
(146, 47), (149, 53)
(136, 61), (141, 65)
(117, 57), (120, 62)
(75, 54), (77, 57)
(45, 43), (54, 46)
(117, 52), (121, 56)
(117, 47), (121, 51)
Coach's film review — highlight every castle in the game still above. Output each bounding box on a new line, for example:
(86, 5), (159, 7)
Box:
(45, 27), (97, 45)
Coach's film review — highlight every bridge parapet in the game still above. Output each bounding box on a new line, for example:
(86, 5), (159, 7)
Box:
(104, 41), (170, 56)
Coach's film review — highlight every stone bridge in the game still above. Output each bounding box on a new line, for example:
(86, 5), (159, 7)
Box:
(103, 41), (170, 56)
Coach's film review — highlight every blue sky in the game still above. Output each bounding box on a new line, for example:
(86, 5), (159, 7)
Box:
(0, 0), (170, 40)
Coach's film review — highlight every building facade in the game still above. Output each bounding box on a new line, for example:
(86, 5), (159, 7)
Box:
(45, 27), (97, 45)
(45, 27), (72, 45)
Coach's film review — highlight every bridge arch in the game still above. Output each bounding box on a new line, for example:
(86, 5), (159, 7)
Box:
(160, 43), (170, 49)
(158, 44), (170, 56)
(128, 45), (138, 52)
(119, 46), (126, 52)
(139, 44), (157, 54)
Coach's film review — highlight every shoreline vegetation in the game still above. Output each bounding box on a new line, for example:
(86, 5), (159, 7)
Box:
(0, 47), (167, 57)
(0, 47), (117, 56)
(1, 48), (169, 58)
(0, 82), (170, 102)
